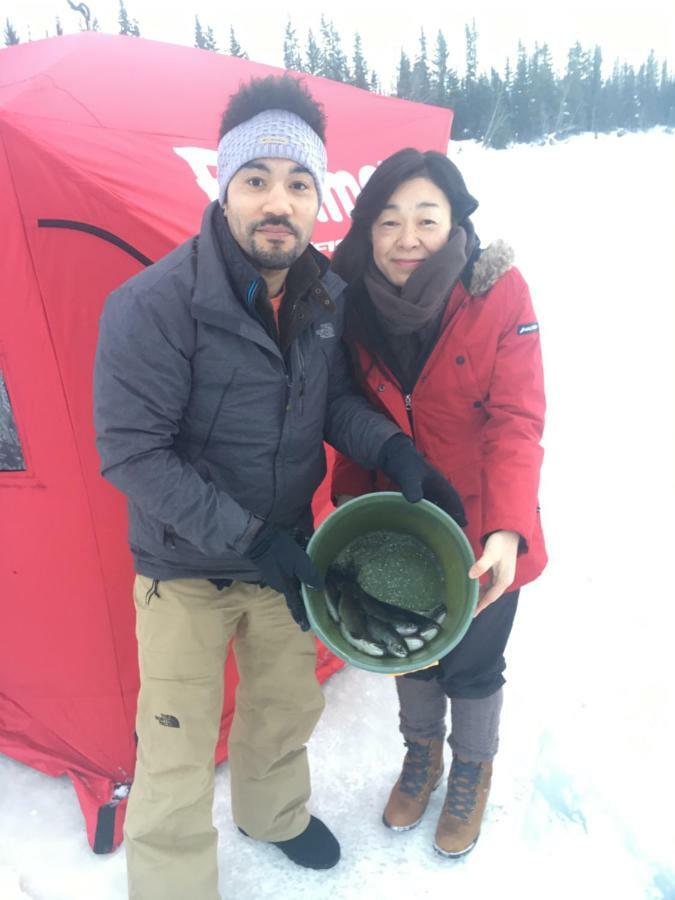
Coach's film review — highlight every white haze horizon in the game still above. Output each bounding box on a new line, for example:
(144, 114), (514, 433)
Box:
(4, 0), (675, 90)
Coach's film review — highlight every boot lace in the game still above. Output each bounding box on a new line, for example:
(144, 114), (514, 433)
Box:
(399, 740), (433, 798)
(443, 758), (482, 822)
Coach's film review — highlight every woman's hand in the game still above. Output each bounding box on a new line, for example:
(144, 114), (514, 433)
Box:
(468, 530), (520, 616)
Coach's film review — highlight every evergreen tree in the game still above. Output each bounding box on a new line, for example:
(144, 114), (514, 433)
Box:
(396, 49), (413, 99)
(659, 61), (675, 127)
(369, 70), (380, 93)
(511, 41), (532, 141)
(461, 20), (487, 137)
(601, 60), (623, 132)
(3, 18), (20, 45)
(529, 43), (558, 137)
(483, 68), (512, 148)
(118, 0), (140, 37)
(194, 15), (205, 49)
(305, 29), (323, 76)
(351, 33), (370, 89)
(55, 17), (63, 36)
(283, 19), (302, 71)
(431, 31), (449, 106)
(410, 29), (430, 102)
(588, 45), (603, 134)
(562, 41), (592, 134)
(319, 16), (349, 82)
(229, 26), (248, 59)
(637, 49), (659, 127)
(204, 26), (217, 51)
(618, 63), (640, 130)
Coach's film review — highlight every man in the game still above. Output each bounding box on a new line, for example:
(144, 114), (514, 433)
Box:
(94, 75), (464, 900)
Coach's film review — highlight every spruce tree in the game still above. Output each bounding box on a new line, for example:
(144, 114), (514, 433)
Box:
(511, 41), (531, 141)
(305, 29), (323, 76)
(3, 18), (20, 45)
(194, 15), (206, 49)
(410, 29), (430, 102)
(431, 31), (449, 106)
(484, 68), (512, 148)
(461, 21), (484, 136)
(351, 33), (370, 89)
(229, 26), (248, 59)
(204, 26), (218, 52)
(562, 42), (592, 134)
(659, 61), (675, 127)
(619, 63), (640, 130)
(118, 1), (140, 37)
(396, 49), (413, 99)
(55, 17), (63, 36)
(320, 16), (349, 82)
(530, 43), (558, 137)
(637, 49), (659, 128)
(283, 19), (303, 71)
(588, 45), (603, 134)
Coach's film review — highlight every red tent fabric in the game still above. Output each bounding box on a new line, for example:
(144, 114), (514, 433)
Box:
(0, 33), (452, 853)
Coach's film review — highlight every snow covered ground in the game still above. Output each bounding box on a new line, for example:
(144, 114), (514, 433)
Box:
(2, 128), (674, 900)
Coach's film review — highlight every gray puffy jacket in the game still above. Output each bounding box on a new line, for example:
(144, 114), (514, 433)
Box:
(93, 202), (398, 580)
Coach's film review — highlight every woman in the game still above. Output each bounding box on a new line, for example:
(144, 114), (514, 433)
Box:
(330, 149), (547, 858)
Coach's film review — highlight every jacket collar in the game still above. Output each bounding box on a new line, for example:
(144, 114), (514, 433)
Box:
(192, 201), (343, 347)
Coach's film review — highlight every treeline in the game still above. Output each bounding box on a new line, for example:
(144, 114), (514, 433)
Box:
(4, 5), (674, 147)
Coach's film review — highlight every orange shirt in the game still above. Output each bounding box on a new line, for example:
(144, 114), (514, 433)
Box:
(269, 287), (285, 328)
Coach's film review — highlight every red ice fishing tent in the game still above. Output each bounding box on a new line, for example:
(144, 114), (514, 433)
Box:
(0, 33), (452, 853)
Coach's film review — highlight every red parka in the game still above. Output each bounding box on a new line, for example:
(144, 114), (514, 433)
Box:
(331, 241), (547, 591)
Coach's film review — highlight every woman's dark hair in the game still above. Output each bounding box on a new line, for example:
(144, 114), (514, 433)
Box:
(332, 148), (478, 284)
(218, 74), (326, 144)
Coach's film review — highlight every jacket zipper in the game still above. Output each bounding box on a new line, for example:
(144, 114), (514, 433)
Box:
(297, 343), (306, 415)
(404, 393), (415, 439)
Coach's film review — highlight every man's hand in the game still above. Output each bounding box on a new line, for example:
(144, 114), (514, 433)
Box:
(245, 523), (323, 631)
(469, 530), (520, 616)
(377, 434), (467, 526)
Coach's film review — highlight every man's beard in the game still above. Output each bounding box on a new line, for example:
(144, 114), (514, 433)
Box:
(246, 217), (305, 270)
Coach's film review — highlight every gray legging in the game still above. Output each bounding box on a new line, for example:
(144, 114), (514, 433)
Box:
(396, 676), (503, 762)
(395, 589), (520, 761)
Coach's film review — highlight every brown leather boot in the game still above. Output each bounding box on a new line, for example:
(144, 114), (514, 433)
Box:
(433, 756), (493, 857)
(382, 738), (444, 832)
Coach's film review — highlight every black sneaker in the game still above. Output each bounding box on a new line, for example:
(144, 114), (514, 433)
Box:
(238, 816), (341, 869)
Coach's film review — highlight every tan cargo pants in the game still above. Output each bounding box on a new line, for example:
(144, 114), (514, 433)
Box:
(124, 575), (325, 900)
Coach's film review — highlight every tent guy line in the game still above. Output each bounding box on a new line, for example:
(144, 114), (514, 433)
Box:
(37, 219), (154, 267)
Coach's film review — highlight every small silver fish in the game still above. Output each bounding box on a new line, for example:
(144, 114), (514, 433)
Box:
(364, 615), (409, 658)
(403, 636), (425, 652)
(324, 571), (342, 623)
(339, 621), (385, 657)
(419, 624), (439, 641)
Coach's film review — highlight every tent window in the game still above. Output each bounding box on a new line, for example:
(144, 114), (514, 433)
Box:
(0, 370), (25, 471)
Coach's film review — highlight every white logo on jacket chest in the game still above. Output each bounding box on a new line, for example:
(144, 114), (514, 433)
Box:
(316, 323), (335, 339)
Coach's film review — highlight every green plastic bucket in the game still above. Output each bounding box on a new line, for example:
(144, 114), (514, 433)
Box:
(302, 492), (478, 675)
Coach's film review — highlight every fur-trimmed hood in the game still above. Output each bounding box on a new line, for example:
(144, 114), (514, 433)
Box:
(469, 239), (515, 296)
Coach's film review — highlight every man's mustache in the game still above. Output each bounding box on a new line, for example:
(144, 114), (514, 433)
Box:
(249, 216), (300, 239)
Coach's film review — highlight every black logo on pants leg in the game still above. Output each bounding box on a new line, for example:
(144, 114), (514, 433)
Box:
(155, 713), (180, 728)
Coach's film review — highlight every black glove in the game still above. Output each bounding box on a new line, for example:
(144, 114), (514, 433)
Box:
(244, 522), (323, 631)
(377, 433), (467, 527)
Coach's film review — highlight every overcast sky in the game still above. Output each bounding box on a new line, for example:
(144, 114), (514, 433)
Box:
(5, 0), (674, 89)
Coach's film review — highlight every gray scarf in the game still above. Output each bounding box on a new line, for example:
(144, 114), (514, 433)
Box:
(363, 225), (471, 336)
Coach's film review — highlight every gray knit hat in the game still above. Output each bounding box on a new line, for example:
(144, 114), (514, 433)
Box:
(216, 108), (327, 206)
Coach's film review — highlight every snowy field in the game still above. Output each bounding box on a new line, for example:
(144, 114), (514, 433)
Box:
(2, 128), (674, 900)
